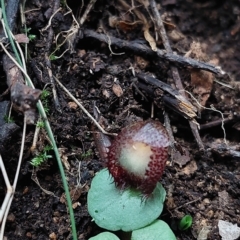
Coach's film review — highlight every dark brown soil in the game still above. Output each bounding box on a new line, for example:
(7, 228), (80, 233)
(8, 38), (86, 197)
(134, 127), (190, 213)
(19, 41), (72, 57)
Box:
(1, 0), (240, 239)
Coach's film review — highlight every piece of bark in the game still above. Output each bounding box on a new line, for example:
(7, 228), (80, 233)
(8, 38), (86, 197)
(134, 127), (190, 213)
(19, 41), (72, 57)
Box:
(137, 73), (197, 119)
(3, 55), (41, 124)
(0, 101), (20, 153)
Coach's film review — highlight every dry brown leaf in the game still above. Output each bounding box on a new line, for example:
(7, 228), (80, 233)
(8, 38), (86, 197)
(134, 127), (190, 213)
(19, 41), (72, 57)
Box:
(186, 41), (214, 107)
(166, 197), (176, 209)
(181, 160), (198, 175)
(70, 187), (82, 201)
(117, 20), (143, 32)
(49, 232), (57, 240)
(72, 202), (81, 209)
(191, 69), (214, 107)
(185, 41), (206, 60)
(68, 101), (78, 109)
(112, 83), (123, 97)
(168, 29), (185, 42)
(14, 33), (29, 43)
(58, 148), (70, 170)
(144, 29), (157, 51)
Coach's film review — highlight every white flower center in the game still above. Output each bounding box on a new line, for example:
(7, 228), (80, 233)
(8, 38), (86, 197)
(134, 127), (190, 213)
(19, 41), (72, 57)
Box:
(119, 142), (152, 177)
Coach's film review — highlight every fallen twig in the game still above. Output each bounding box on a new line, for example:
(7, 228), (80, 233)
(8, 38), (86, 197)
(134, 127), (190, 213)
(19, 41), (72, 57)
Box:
(41, 7), (62, 32)
(79, 0), (97, 25)
(137, 73), (197, 120)
(149, 0), (204, 149)
(200, 116), (240, 130)
(84, 29), (226, 76)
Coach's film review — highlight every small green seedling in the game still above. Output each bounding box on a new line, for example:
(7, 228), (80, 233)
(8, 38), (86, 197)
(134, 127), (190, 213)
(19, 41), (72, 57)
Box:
(24, 28), (36, 41)
(49, 54), (58, 61)
(28, 34), (36, 41)
(31, 145), (53, 167)
(36, 120), (45, 128)
(4, 115), (14, 123)
(81, 149), (93, 159)
(41, 89), (51, 114)
(178, 215), (193, 231)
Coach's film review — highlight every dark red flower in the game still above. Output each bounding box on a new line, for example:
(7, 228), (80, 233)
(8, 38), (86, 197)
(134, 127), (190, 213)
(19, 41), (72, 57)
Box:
(107, 120), (169, 196)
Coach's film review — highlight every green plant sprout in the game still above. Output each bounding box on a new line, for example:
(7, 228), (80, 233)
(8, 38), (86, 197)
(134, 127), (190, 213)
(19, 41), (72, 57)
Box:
(49, 54), (58, 61)
(178, 215), (193, 231)
(4, 115), (14, 123)
(28, 34), (36, 41)
(22, 27), (36, 41)
(31, 145), (53, 167)
(40, 89), (51, 114)
(36, 120), (45, 128)
(81, 149), (93, 159)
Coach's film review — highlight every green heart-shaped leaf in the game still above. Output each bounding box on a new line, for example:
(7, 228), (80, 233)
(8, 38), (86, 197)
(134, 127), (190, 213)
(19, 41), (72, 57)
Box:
(131, 220), (176, 240)
(89, 232), (120, 240)
(88, 169), (166, 231)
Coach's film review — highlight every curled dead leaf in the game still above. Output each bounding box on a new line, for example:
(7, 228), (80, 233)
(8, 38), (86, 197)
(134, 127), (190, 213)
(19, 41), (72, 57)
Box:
(58, 148), (70, 170)
(144, 29), (157, 51)
(118, 20), (143, 32)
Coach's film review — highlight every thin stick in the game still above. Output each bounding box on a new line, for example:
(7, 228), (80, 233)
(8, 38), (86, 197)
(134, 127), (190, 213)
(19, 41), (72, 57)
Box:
(84, 29), (225, 76)
(0, 116), (27, 238)
(149, 0), (204, 149)
(0, 154), (13, 223)
(173, 197), (201, 211)
(45, 54), (62, 112)
(200, 117), (238, 130)
(79, 0), (97, 25)
(54, 76), (117, 136)
(30, 117), (42, 153)
(41, 7), (62, 32)
(24, 8), (41, 14)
